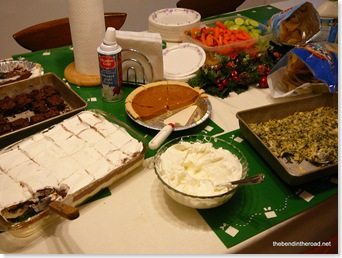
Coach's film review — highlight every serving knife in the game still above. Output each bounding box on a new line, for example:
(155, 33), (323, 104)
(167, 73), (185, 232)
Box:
(149, 105), (198, 150)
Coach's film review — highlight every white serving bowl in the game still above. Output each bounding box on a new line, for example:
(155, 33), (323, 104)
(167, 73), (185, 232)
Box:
(148, 8), (201, 42)
(153, 135), (249, 209)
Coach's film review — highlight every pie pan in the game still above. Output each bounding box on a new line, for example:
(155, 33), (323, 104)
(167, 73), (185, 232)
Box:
(126, 97), (212, 131)
(236, 93), (338, 185)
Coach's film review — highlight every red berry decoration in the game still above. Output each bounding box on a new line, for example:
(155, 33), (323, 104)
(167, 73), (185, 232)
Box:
(257, 64), (268, 75)
(222, 78), (229, 86)
(258, 76), (268, 88)
(187, 43), (285, 98)
(231, 70), (238, 78)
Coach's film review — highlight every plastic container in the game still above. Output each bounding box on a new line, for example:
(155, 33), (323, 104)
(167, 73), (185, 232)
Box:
(181, 15), (273, 55)
(97, 27), (123, 102)
(315, 0), (338, 43)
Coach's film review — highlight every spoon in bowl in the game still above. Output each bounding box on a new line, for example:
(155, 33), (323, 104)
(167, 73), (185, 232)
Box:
(217, 173), (265, 187)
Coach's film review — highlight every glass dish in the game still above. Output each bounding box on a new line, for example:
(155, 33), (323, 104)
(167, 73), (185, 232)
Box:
(0, 109), (147, 237)
(153, 135), (248, 209)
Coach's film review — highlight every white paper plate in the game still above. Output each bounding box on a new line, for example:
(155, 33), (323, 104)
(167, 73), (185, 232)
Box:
(148, 8), (201, 42)
(164, 72), (196, 82)
(149, 8), (200, 27)
(163, 43), (206, 77)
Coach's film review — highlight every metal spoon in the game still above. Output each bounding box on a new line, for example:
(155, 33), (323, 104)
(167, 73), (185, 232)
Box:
(308, 151), (333, 165)
(217, 173), (265, 187)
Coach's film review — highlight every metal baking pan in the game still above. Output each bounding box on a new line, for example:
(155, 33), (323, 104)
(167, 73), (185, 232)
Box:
(236, 93), (338, 185)
(0, 72), (87, 148)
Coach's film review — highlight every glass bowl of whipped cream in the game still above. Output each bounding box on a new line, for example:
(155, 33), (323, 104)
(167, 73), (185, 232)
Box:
(153, 135), (248, 209)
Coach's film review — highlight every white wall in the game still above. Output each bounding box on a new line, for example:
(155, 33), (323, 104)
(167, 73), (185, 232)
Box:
(0, 0), (182, 59)
(0, 0), (284, 60)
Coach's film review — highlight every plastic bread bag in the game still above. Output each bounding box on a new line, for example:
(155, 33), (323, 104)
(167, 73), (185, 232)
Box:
(267, 42), (338, 98)
(267, 2), (321, 46)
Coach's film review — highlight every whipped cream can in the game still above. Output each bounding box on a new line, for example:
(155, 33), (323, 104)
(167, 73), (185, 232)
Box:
(97, 27), (123, 102)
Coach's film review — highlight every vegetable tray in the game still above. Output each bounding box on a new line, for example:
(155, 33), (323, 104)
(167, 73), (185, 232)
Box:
(181, 15), (273, 55)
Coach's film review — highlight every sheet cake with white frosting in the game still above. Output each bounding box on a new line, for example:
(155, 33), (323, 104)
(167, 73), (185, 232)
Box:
(0, 110), (146, 224)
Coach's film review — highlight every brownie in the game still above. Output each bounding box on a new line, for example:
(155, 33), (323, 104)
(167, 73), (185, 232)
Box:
(33, 88), (47, 101)
(43, 85), (59, 97)
(0, 85), (67, 135)
(0, 123), (11, 135)
(0, 114), (8, 124)
(11, 118), (30, 130)
(43, 108), (60, 119)
(32, 100), (49, 113)
(14, 93), (33, 112)
(0, 96), (17, 116)
(30, 113), (46, 124)
(46, 95), (65, 110)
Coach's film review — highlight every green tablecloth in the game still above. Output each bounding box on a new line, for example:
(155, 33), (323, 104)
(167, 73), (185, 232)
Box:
(11, 5), (338, 248)
(200, 130), (337, 248)
(203, 4), (280, 23)
(13, 47), (224, 158)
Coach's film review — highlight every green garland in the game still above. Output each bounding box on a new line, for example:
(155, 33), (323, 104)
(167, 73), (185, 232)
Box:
(188, 44), (286, 98)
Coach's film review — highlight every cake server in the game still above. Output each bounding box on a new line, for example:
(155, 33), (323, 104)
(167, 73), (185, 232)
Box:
(48, 201), (80, 220)
(149, 105), (198, 150)
(32, 195), (79, 220)
(0, 199), (79, 232)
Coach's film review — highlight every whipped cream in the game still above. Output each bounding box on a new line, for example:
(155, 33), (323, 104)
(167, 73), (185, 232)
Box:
(157, 141), (243, 196)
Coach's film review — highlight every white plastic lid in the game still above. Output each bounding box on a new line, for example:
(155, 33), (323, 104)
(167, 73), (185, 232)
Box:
(103, 27), (118, 46)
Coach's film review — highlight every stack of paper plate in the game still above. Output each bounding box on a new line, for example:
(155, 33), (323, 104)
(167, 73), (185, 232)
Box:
(163, 43), (206, 82)
(148, 8), (201, 42)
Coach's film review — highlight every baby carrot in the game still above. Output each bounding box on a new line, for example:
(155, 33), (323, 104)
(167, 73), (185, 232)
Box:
(206, 34), (214, 46)
(236, 33), (249, 40)
(215, 20), (227, 29)
(185, 21), (257, 49)
(190, 27), (200, 38)
(214, 27), (220, 38)
(201, 32), (207, 45)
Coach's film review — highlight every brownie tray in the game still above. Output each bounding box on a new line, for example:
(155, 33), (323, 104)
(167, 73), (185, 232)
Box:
(236, 93), (338, 185)
(0, 72), (87, 148)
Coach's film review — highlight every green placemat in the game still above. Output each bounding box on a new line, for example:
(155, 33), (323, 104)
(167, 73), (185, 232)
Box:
(198, 130), (338, 248)
(11, 46), (224, 206)
(203, 5), (281, 23)
(13, 46), (224, 159)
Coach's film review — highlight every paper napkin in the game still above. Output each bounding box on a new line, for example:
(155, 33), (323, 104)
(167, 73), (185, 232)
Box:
(116, 31), (164, 84)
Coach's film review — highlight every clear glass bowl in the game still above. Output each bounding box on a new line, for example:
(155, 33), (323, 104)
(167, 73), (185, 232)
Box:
(153, 135), (248, 209)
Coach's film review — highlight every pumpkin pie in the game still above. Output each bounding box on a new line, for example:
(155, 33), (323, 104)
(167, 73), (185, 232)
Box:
(125, 81), (206, 120)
